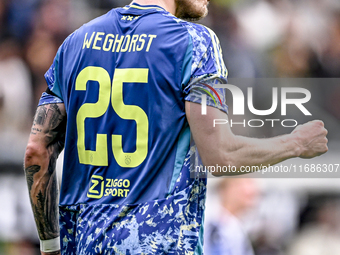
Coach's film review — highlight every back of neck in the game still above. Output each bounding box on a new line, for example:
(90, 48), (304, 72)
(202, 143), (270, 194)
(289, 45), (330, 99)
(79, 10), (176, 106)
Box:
(131, 0), (175, 15)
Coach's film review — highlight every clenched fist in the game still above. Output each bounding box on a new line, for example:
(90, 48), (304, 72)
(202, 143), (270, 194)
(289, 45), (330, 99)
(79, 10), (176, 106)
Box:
(291, 120), (328, 158)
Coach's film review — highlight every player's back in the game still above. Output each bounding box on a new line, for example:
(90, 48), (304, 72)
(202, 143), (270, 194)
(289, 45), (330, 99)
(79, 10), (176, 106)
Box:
(50, 3), (206, 254)
(57, 4), (191, 206)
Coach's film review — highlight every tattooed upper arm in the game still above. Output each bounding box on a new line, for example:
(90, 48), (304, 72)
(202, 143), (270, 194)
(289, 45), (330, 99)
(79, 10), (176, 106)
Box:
(31, 103), (67, 153)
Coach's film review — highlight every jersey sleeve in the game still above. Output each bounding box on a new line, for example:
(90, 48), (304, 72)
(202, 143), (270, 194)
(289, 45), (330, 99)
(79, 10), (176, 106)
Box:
(38, 46), (64, 106)
(181, 23), (228, 114)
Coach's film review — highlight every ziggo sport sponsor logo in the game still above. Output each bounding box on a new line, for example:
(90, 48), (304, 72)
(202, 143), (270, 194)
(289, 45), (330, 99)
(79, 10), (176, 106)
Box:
(87, 175), (130, 199)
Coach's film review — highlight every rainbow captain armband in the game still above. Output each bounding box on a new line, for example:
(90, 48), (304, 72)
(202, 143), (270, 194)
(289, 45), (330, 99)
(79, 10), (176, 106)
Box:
(40, 237), (60, 253)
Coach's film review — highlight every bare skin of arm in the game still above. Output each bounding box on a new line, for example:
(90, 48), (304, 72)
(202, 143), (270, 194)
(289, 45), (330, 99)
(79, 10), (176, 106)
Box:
(24, 103), (67, 255)
(186, 102), (328, 176)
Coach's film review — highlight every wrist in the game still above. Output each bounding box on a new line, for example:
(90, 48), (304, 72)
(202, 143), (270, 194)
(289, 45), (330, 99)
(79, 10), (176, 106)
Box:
(285, 133), (302, 158)
(40, 237), (60, 253)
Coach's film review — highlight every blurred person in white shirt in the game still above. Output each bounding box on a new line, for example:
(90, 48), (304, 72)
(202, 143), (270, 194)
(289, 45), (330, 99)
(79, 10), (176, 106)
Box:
(204, 178), (259, 255)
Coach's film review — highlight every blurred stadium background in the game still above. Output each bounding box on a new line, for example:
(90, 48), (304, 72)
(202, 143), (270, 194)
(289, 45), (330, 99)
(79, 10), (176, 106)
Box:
(0, 0), (339, 254)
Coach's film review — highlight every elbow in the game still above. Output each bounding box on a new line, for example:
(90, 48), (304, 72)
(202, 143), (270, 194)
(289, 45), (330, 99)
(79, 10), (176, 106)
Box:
(207, 151), (243, 177)
(197, 137), (245, 176)
(24, 142), (48, 169)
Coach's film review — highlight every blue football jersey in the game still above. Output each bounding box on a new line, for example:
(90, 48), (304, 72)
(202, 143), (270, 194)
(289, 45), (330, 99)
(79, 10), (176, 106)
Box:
(39, 3), (228, 254)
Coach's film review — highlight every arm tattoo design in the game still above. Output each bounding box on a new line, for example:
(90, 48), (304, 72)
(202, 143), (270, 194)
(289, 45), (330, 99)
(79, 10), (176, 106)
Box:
(26, 164), (59, 240)
(25, 104), (66, 241)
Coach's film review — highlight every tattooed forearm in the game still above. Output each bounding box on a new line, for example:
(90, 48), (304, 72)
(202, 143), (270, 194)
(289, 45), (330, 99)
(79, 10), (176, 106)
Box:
(25, 164), (59, 240)
(26, 165), (41, 192)
(25, 103), (66, 242)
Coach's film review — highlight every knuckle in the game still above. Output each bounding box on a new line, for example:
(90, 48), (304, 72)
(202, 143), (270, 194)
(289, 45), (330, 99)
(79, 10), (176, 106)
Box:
(316, 120), (324, 126)
(324, 128), (328, 135)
